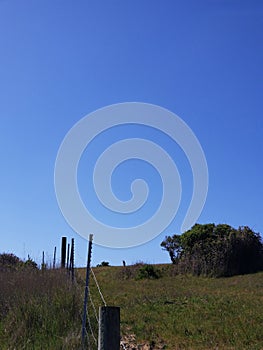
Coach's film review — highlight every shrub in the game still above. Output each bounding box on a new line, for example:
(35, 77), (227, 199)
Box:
(119, 262), (161, 280)
(0, 253), (38, 271)
(136, 264), (160, 280)
(96, 261), (110, 267)
(0, 253), (22, 270)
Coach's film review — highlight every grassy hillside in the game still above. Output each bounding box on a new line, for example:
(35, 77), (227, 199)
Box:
(81, 264), (263, 350)
(0, 264), (263, 349)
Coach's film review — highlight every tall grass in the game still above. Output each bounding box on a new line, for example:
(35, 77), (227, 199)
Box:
(0, 268), (83, 349)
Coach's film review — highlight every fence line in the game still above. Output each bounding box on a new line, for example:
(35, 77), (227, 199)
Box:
(81, 234), (93, 347)
(59, 235), (122, 349)
(89, 291), (99, 323)
(91, 268), (107, 307)
(86, 307), (98, 346)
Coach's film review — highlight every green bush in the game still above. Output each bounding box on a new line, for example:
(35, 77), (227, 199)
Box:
(96, 261), (110, 267)
(136, 264), (160, 280)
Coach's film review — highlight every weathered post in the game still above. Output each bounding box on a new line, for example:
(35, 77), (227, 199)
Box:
(98, 306), (120, 350)
(61, 236), (67, 268)
(66, 243), (70, 271)
(41, 251), (45, 270)
(70, 238), (75, 282)
(53, 246), (56, 269)
(81, 234), (93, 348)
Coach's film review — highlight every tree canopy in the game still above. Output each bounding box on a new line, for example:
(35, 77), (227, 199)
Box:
(161, 224), (263, 277)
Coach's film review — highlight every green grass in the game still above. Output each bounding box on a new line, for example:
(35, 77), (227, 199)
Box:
(0, 264), (263, 349)
(80, 264), (263, 349)
(0, 269), (83, 349)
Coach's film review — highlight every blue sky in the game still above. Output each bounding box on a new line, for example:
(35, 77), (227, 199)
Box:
(0, 1), (262, 267)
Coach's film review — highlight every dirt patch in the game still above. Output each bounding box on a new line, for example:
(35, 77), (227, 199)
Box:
(121, 334), (167, 350)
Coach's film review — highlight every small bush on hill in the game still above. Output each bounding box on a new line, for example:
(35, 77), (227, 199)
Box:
(96, 261), (110, 267)
(119, 262), (161, 280)
(136, 264), (160, 280)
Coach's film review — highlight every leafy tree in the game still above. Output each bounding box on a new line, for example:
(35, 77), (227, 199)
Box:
(180, 223), (216, 251)
(161, 224), (263, 277)
(161, 234), (182, 264)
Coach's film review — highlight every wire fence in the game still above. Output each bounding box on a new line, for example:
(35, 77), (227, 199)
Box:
(79, 266), (107, 350)
(59, 236), (124, 349)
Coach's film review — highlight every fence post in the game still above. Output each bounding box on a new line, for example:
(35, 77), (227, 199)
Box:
(70, 238), (75, 282)
(66, 243), (70, 271)
(53, 246), (56, 269)
(98, 306), (120, 350)
(81, 234), (93, 348)
(41, 251), (45, 270)
(61, 236), (67, 268)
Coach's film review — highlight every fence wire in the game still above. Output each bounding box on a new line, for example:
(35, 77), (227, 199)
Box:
(91, 267), (107, 306)
(89, 291), (99, 323)
(79, 266), (108, 350)
(86, 306), (97, 346)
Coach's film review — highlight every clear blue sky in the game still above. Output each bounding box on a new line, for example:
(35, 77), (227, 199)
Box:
(0, 1), (262, 267)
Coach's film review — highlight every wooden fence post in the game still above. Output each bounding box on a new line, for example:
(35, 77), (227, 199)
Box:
(70, 238), (75, 282)
(53, 246), (56, 269)
(98, 306), (120, 350)
(61, 236), (67, 268)
(41, 251), (45, 270)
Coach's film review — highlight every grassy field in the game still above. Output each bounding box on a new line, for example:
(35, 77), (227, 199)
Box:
(80, 264), (263, 350)
(0, 264), (262, 349)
